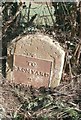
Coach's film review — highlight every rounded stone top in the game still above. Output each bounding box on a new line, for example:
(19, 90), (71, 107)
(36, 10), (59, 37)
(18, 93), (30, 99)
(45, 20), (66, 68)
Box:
(7, 32), (65, 88)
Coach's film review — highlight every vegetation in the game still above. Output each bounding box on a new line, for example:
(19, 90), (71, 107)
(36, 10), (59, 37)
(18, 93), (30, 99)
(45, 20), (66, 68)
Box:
(1, 1), (81, 120)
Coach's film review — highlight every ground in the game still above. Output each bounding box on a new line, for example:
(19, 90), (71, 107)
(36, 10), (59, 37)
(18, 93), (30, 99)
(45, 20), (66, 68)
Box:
(0, 73), (81, 120)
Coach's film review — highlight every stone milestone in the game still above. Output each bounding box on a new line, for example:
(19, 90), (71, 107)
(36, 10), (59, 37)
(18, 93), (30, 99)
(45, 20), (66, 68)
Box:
(6, 33), (65, 88)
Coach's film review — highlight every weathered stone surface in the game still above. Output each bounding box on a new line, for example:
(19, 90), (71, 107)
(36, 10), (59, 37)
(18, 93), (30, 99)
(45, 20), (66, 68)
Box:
(13, 55), (52, 88)
(7, 33), (65, 88)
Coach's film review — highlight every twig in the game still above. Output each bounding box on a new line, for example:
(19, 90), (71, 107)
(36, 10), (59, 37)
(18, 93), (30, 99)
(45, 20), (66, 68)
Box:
(3, 3), (22, 34)
(74, 42), (81, 64)
(13, 104), (22, 118)
(28, 2), (31, 22)
(77, 45), (81, 64)
(71, 74), (81, 79)
(74, 44), (80, 57)
(46, 2), (55, 28)
(3, 11), (20, 33)
(68, 102), (77, 107)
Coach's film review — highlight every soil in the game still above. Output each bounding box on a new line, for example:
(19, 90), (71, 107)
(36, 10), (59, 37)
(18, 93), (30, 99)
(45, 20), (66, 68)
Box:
(0, 74), (81, 119)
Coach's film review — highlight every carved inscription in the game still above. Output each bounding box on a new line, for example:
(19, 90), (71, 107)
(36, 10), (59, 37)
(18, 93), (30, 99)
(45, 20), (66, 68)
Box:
(13, 55), (52, 88)
(14, 66), (49, 77)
